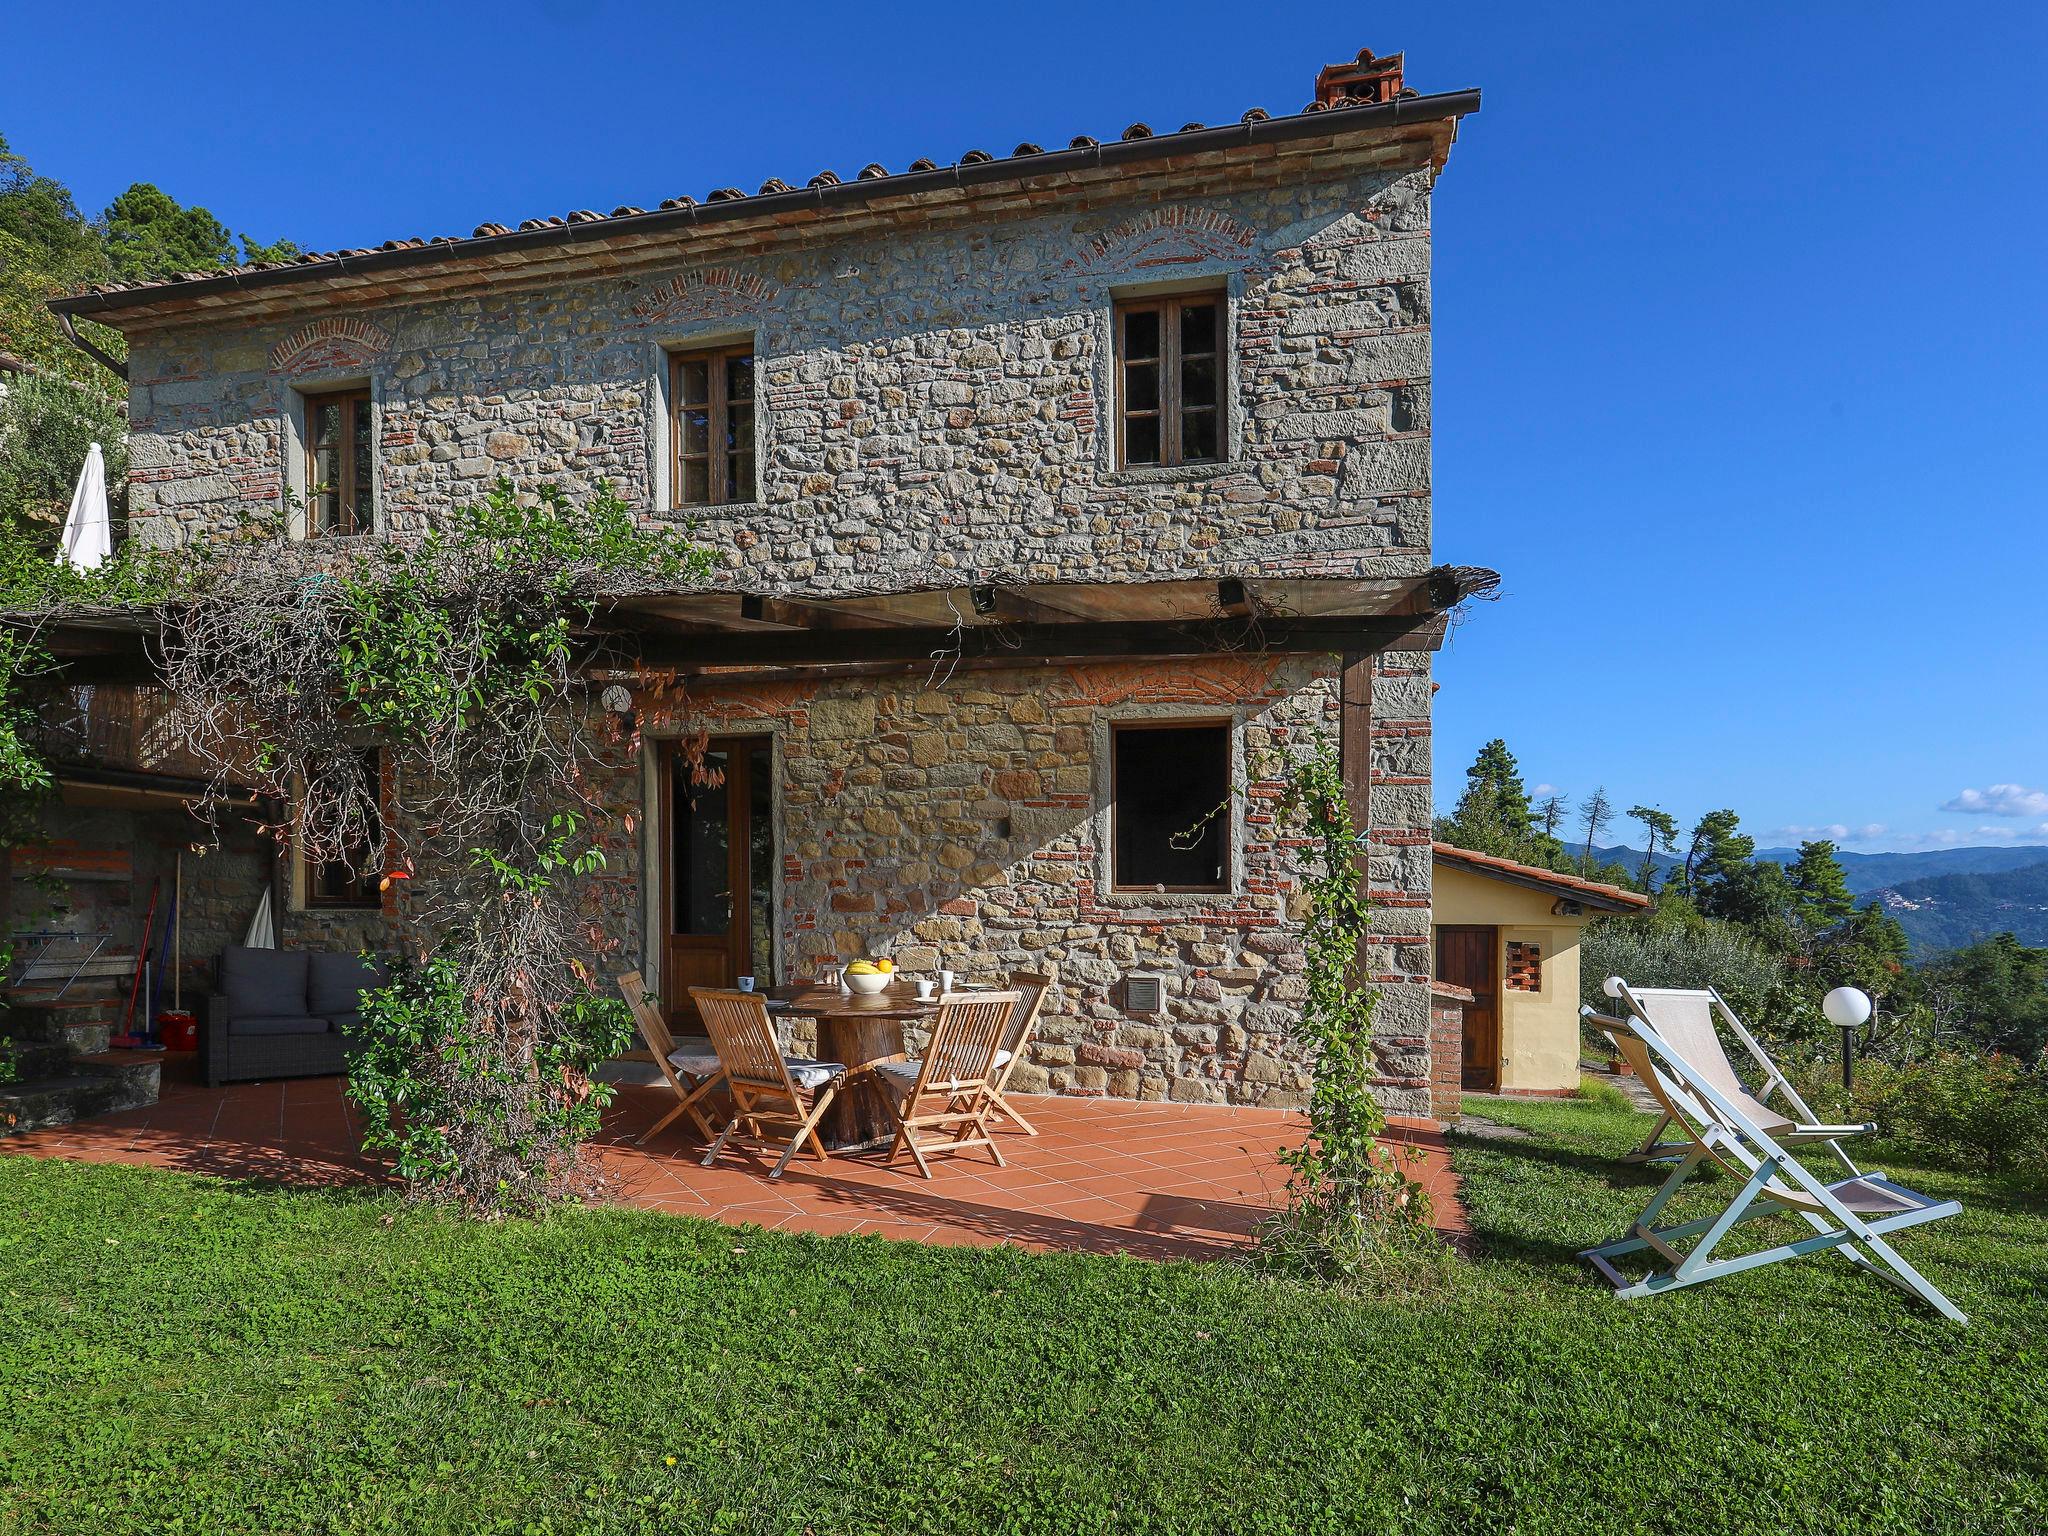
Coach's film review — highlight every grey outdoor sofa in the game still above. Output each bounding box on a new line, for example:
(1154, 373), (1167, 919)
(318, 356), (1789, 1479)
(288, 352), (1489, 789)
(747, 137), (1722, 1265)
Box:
(203, 946), (387, 1087)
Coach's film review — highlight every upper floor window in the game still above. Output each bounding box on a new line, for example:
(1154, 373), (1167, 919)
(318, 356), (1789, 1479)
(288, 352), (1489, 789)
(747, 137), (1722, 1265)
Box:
(670, 344), (756, 506)
(305, 388), (373, 537)
(1114, 292), (1225, 468)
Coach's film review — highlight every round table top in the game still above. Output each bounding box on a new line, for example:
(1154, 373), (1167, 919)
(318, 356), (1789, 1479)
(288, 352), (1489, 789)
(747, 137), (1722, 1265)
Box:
(765, 980), (940, 1021)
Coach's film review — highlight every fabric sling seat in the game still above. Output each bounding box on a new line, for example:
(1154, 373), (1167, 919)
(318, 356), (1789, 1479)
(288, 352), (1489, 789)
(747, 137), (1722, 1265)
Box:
(1580, 979), (1966, 1324)
(1584, 983), (1873, 1176)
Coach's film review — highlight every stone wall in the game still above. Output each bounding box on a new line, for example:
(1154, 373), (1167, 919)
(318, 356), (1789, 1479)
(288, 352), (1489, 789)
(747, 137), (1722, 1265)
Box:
(107, 152), (1446, 1114)
(614, 650), (1437, 1115)
(124, 168), (1434, 596)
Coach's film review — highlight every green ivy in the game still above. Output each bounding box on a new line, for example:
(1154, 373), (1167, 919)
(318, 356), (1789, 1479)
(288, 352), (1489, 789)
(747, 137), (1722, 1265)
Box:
(1255, 740), (1441, 1285)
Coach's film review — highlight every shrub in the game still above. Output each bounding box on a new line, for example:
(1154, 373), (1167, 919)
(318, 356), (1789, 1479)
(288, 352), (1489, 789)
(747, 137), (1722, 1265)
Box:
(1802, 1051), (2048, 1173)
(347, 948), (634, 1212)
(1580, 913), (1784, 1019)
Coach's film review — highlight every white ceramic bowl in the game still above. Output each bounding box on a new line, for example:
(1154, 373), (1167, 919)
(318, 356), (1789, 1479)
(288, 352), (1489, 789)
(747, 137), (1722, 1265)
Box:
(845, 969), (890, 996)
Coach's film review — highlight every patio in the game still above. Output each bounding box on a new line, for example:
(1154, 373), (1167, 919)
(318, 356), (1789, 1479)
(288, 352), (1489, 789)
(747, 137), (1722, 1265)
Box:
(4, 1055), (1466, 1260)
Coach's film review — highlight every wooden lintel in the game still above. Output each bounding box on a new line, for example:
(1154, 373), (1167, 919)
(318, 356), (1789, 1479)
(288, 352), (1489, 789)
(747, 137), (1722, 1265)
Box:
(589, 612), (1449, 676)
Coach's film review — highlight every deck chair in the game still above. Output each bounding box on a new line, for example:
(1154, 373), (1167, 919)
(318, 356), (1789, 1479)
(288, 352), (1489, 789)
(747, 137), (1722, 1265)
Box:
(1580, 1009), (1966, 1323)
(985, 972), (1052, 1136)
(616, 971), (725, 1144)
(861, 990), (1020, 1178)
(1589, 980), (1873, 1175)
(690, 987), (847, 1178)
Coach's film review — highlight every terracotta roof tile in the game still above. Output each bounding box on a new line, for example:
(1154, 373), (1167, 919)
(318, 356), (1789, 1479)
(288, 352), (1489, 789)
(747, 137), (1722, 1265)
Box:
(1432, 842), (1651, 912)
(53, 76), (1474, 307)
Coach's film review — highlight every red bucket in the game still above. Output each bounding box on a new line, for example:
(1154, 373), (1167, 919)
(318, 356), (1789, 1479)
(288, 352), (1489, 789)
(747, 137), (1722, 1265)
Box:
(157, 1011), (199, 1052)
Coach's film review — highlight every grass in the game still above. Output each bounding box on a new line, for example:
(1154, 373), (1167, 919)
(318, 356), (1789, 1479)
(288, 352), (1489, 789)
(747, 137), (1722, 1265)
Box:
(1, 1095), (2043, 1535)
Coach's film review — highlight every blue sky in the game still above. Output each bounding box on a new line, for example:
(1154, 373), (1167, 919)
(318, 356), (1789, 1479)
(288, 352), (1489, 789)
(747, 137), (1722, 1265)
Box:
(5, 2), (2043, 854)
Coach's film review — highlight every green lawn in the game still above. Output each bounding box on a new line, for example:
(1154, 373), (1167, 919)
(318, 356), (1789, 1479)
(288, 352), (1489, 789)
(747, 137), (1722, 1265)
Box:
(2, 1096), (2043, 1535)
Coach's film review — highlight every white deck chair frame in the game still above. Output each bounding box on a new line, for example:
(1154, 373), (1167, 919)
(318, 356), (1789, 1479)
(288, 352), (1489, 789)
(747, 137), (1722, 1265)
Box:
(1581, 991), (1965, 1323)
(1585, 982), (1871, 1176)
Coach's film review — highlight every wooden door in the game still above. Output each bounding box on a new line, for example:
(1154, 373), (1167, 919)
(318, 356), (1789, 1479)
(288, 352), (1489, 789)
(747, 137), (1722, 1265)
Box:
(1436, 925), (1500, 1092)
(660, 737), (774, 1021)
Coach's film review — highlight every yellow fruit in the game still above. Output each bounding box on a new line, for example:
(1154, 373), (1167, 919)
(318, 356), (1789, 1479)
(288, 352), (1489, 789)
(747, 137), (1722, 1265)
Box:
(846, 960), (879, 975)
(876, 959), (895, 974)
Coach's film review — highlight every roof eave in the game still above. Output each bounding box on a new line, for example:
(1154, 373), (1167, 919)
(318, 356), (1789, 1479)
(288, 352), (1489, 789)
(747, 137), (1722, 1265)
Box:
(47, 88), (1479, 326)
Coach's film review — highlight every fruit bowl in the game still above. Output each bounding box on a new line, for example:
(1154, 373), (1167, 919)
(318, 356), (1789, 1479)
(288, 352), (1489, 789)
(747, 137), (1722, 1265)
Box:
(846, 969), (891, 996)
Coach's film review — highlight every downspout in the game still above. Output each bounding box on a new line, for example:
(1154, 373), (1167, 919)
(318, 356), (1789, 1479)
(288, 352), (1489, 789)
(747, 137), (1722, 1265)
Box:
(54, 310), (128, 382)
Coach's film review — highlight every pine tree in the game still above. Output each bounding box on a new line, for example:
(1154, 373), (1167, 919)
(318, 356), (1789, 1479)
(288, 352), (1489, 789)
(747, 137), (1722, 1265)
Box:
(1438, 739), (1539, 859)
(1787, 840), (1856, 933)
(1627, 804), (1679, 892)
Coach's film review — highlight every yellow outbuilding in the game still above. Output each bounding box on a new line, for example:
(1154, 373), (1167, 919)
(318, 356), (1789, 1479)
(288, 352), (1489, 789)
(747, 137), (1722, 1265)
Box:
(1432, 843), (1650, 1095)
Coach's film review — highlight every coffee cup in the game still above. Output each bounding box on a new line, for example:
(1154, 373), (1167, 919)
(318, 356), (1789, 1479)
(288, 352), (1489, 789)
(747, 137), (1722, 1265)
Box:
(915, 978), (935, 1001)
(737, 976), (755, 993)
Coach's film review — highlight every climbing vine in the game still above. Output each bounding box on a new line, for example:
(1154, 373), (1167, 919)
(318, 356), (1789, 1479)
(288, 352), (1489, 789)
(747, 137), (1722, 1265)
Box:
(1255, 739), (1439, 1282)
(140, 480), (713, 1213)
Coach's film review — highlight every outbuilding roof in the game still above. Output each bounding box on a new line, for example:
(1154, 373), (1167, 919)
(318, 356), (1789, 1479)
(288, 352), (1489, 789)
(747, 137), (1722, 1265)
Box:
(1432, 843), (1651, 914)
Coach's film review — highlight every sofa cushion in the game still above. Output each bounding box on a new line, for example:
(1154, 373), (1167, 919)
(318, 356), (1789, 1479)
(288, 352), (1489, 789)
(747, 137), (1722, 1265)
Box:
(325, 1011), (363, 1036)
(229, 1014), (331, 1037)
(220, 947), (311, 1021)
(309, 951), (386, 1017)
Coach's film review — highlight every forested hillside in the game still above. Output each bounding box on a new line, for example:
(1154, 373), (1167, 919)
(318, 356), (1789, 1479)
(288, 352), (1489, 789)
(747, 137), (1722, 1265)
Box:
(1875, 861), (2048, 955)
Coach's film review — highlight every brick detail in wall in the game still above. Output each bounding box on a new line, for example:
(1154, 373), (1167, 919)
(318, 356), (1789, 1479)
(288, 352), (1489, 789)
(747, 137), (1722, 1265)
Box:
(1428, 982), (1469, 1125)
(269, 316), (392, 375)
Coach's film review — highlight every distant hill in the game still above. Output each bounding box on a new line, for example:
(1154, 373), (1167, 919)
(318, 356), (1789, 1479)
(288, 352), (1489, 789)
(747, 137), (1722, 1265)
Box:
(1590, 843), (2048, 897)
(1756, 845), (2048, 895)
(1870, 861), (2048, 957)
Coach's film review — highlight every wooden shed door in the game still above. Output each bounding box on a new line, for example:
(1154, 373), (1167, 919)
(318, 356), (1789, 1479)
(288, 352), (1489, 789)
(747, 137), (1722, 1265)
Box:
(1436, 925), (1500, 1092)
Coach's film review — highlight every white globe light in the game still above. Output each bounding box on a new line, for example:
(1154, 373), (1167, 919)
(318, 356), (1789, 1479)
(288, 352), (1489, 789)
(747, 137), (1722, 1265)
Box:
(1822, 987), (1872, 1028)
(1602, 975), (1626, 1000)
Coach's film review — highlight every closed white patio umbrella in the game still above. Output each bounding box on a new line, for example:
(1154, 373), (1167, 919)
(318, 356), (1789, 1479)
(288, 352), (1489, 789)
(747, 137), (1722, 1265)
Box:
(57, 441), (111, 571)
(243, 887), (276, 949)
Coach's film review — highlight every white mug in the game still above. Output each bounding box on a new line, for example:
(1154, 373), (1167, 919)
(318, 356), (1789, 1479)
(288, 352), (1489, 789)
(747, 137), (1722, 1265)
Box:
(915, 978), (935, 1001)
(736, 975), (755, 993)
(939, 969), (955, 994)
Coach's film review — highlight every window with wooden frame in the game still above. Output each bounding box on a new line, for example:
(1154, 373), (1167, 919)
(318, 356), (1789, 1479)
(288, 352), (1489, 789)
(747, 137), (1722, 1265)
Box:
(302, 748), (384, 910)
(669, 344), (756, 506)
(1110, 720), (1232, 892)
(1114, 291), (1225, 468)
(304, 388), (373, 537)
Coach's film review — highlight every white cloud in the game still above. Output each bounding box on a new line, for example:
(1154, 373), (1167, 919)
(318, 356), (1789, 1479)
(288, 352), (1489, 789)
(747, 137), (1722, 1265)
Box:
(1941, 783), (2048, 819)
(1771, 823), (1889, 846)
(1530, 783), (1564, 800)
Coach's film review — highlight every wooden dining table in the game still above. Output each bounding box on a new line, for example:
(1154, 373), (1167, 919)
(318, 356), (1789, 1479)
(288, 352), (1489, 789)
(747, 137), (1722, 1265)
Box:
(764, 981), (940, 1148)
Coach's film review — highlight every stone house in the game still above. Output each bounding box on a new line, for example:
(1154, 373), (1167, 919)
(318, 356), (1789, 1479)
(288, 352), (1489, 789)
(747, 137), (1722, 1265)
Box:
(42, 48), (1486, 1120)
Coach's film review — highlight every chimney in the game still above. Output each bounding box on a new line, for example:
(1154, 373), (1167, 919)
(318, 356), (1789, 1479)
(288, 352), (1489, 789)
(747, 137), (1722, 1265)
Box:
(1314, 47), (1407, 107)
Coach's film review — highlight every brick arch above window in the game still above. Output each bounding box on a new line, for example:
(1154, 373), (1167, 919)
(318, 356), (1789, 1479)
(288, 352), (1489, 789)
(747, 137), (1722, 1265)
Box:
(1063, 206), (1260, 276)
(270, 317), (391, 376)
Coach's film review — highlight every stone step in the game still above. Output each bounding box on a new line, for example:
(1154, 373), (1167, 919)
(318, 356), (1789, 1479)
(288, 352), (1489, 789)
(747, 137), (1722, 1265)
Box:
(2, 1040), (75, 1080)
(3, 998), (128, 1047)
(0, 1050), (161, 1137)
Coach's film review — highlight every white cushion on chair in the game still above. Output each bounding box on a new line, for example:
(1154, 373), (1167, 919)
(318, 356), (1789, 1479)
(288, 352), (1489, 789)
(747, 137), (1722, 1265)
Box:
(873, 1058), (977, 1095)
(994, 1048), (1013, 1069)
(666, 1045), (721, 1079)
(782, 1057), (846, 1091)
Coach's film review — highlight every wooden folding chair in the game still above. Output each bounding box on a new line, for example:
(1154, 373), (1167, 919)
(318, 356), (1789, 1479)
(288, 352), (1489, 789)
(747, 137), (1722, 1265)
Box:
(1580, 1007), (1966, 1323)
(986, 972), (1051, 1136)
(690, 987), (846, 1178)
(616, 970), (725, 1144)
(861, 990), (1020, 1178)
